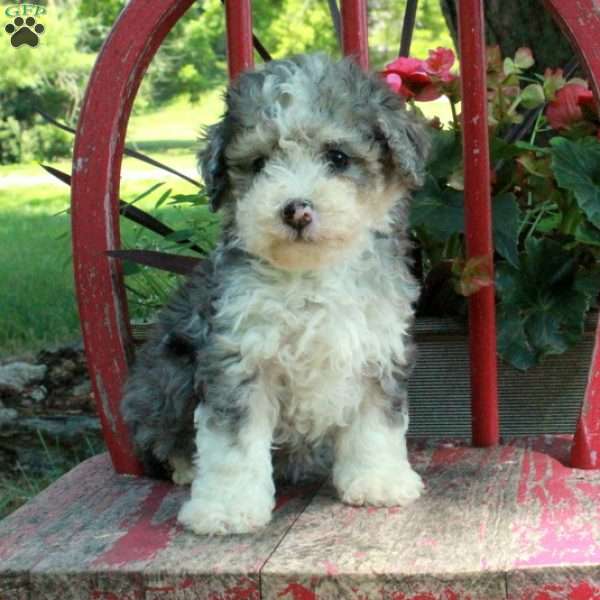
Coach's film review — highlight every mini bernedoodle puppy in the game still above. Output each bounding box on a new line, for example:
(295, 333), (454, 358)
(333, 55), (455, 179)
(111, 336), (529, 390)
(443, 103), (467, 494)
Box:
(122, 53), (429, 535)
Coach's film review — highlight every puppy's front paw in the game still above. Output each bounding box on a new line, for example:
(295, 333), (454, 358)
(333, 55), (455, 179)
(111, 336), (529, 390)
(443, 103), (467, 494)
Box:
(178, 491), (275, 535)
(334, 463), (424, 507)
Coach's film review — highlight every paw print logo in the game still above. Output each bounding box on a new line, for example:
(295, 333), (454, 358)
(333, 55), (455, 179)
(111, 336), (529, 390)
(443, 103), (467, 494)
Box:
(5, 16), (45, 48)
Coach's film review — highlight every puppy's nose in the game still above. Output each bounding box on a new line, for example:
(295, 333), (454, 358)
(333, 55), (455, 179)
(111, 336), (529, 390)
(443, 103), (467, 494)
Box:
(282, 199), (313, 230)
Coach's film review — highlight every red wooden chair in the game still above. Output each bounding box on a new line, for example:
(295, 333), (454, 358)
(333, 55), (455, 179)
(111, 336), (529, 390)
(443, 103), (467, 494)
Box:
(2, 2), (600, 598)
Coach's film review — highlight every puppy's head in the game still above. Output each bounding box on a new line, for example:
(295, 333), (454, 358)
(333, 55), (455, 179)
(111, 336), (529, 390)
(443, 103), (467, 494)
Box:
(201, 54), (428, 271)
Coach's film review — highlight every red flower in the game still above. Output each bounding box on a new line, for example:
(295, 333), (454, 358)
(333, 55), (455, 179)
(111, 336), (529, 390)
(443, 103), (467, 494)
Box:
(424, 47), (456, 83)
(382, 56), (441, 101)
(546, 84), (594, 130)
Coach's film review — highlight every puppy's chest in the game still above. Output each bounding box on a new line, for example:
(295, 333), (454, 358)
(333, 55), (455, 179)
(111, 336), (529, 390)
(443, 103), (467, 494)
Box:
(218, 266), (412, 381)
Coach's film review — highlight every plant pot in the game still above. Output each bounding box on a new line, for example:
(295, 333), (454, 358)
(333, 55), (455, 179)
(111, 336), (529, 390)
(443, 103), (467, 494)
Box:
(408, 315), (595, 439)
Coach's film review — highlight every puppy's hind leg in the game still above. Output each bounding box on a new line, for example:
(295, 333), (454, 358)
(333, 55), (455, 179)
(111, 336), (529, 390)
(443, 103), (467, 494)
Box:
(178, 376), (276, 535)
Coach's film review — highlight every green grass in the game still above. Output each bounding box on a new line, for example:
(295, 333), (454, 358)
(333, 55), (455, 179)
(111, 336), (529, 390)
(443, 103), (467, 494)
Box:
(0, 177), (218, 357)
(0, 91), (226, 357)
(127, 91), (224, 146)
(0, 431), (105, 519)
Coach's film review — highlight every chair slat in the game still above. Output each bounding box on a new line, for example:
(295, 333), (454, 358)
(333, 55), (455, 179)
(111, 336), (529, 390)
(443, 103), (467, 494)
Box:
(457, 0), (500, 447)
(538, 0), (600, 469)
(225, 0), (254, 79)
(340, 0), (369, 69)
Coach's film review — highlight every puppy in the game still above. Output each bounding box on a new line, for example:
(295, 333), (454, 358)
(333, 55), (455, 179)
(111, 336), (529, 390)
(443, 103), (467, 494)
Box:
(122, 53), (429, 535)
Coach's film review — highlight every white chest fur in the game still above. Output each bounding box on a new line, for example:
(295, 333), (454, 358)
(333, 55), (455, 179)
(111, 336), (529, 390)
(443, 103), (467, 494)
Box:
(212, 241), (418, 442)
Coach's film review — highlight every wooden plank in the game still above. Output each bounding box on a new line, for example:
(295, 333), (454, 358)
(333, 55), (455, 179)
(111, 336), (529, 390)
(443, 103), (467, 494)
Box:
(0, 454), (318, 599)
(4, 440), (600, 598)
(505, 438), (600, 599)
(0, 578), (28, 600)
(261, 444), (521, 599)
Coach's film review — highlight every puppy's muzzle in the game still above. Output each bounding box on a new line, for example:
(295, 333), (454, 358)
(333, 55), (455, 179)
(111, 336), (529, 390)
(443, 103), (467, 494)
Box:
(281, 199), (314, 231)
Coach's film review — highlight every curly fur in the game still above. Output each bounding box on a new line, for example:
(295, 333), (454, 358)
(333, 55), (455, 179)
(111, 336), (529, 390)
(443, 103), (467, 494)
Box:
(122, 53), (429, 535)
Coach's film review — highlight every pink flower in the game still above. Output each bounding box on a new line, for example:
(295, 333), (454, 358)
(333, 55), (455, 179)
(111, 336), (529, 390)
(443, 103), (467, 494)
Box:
(382, 56), (441, 101)
(546, 84), (594, 130)
(424, 47), (456, 83)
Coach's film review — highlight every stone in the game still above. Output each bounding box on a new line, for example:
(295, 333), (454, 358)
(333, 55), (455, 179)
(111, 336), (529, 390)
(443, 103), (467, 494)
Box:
(28, 385), (48, 403)
(71, 380), (91, 398)
(0, 407), (18, 425)
(0, 363), (47, 395)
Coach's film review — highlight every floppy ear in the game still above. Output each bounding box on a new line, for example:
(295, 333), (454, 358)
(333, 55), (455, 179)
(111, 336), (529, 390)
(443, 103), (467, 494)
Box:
(199, 119), (231, 212)
(374, 94), (430, 189)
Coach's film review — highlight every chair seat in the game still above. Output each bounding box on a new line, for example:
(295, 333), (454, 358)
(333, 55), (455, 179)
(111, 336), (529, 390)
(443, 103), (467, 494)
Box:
(1, 436), (599, 599)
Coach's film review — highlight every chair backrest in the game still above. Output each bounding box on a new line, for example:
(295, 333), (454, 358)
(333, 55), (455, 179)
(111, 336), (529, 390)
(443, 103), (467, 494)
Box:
(71, 0), (600, 475)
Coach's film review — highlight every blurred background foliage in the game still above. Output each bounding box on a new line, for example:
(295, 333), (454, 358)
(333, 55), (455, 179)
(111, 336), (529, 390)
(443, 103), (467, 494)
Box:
(0, 0), (453, 164)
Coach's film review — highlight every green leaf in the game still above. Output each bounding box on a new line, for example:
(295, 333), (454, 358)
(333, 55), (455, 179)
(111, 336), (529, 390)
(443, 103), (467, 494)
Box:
(492, 193), (520, 267)
(411, 181), (520, 266)
(164, 228), (196, 242)
(514, 47), (534, 69)
(491, 138), (523, 161)
(496, 306), (537, 371)
(427, 129), (462, 181)
(536, 213), (561, 233)
(551, 136), (600, 227)
(495, 238), (599, 370)
(154, 188), (172, 209)
(128, 182), (165, 205)
(513, 141), (551, 155)
(122, 261), (142, 276)
(170, 193), (207, 206)
(410, 176), (464, 240)
(520, 84), (545, 109)
(575, 220), (600, 247)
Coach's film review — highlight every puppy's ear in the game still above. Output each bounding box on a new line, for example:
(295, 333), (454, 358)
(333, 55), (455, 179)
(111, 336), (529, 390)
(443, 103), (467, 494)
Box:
(200, 119), (231, 212)
(374, 95), (430, 189)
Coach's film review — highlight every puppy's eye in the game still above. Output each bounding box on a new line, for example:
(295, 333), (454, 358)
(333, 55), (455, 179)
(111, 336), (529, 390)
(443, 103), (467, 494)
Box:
(252, 156), (266, 173)
(325, 149), (350, 172)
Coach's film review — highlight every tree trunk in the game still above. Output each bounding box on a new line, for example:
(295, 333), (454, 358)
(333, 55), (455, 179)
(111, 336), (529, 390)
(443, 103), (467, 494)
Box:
(440, 0), (575, 72)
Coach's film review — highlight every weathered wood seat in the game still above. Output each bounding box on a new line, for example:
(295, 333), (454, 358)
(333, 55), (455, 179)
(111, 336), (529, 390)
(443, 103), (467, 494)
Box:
(2, 437), (599, 599)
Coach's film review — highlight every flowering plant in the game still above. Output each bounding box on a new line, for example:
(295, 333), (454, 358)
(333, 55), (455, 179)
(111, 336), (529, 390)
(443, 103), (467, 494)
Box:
(383, 47), (600, 370)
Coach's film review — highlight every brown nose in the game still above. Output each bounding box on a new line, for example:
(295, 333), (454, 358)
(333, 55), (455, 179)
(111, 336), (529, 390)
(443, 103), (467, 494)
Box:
(282, 200), (313, 230)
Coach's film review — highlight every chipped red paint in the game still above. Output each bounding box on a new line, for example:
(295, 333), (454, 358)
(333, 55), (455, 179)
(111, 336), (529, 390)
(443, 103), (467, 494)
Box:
(207, 578), (259, 600)
(524, 581), (600, 600)
(390, 591), (460, 600)
(514, 446), (600, 568)
(278, 582), (317, 600)
(322, 560), (338, 576)
(93, 483), (174, 567)
(91, 592), (143, 600)
(429, 444), (470, 467)
(274, 483), (320, 511)
(570, 315), (600, 468)
(145, 577), (194, 594)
